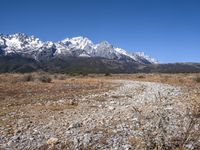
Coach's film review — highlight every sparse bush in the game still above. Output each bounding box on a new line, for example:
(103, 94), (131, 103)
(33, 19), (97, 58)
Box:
(23, 74), (34, 82)
(80, 72), (88, 76)
(53, 75), (58, 79)
(58, 75), (66, 80)
(69, 72), (78, 76)
(137, 75), (145, 79)
(194, 76), (200, 83)
(39, 75), (52, 83)
(105, 72), (111, 76)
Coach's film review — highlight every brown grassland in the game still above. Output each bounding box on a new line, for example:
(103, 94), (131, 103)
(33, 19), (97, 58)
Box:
(0, 73), (116, 126)
(1, 72), (199, 127)
(0, 72), (200, 149)
(0, 73), (200, 119)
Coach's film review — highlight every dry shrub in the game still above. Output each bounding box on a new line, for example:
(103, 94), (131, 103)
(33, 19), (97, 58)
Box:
(69, 72), (78, 76)
(105, 72), (111, 76)
(23, 74), (34, 82)
(194, 76), (200, 83)
(58, 75), (66, 80)
(79, 72), (88, 76)
(53, 74), (58, 79)
(135, 93), (200, 150)
(137, 75), (145, 79)
(39, 75), (52, 83)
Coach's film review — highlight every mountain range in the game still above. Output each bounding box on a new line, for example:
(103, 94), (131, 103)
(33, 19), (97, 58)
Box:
(0, 33), (158, 64)
(0, 33), (200, 73)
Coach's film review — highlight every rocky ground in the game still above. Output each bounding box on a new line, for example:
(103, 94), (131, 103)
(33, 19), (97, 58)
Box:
(0, 75), (200, 150)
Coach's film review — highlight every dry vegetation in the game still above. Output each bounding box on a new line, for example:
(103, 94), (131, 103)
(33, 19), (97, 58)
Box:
(0, 72), (200, 149)
(109, 73), (200, 87)
(0, 73), (115, 126)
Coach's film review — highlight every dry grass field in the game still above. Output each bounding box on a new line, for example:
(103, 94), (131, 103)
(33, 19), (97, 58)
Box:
(0, 73), (200, 150)
(0, 73), (116, 125)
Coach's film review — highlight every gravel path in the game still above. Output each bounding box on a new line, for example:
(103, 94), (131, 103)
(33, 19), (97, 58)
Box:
(1, 80), (199, 150)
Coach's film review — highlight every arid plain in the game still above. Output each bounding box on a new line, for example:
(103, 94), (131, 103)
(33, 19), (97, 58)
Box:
(0, 73), (200, 149)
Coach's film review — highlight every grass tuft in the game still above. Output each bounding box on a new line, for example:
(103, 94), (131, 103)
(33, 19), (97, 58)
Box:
(137, 75), (145, 79)
(39, 75), (52, 83)
(194, 76), (200, 83)
(105, 72), (111, 76)
(23, 74), (34, 82)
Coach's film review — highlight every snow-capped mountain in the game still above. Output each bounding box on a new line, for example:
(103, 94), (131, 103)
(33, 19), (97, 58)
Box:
(0, 33), (158, 64)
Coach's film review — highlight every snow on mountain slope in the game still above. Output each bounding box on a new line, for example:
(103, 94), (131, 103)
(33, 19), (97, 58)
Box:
(0, 33), (44, 56)
(62, 36), (93, 50)
(135, 52), (159, 64)
(0, 33), (158, 64)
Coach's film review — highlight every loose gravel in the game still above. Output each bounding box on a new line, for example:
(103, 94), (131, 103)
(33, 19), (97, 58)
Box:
(0, 80), (199, 150)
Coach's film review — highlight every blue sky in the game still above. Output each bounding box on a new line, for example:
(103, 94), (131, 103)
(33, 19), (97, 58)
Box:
(1, 0), (200, 63)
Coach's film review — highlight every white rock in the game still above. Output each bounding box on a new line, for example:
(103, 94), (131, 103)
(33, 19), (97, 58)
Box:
(47, 137), (58, 145)
(108, 106), (115, 111)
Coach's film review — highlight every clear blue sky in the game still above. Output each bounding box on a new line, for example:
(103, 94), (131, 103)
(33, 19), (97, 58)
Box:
(1, 0), (200, 63)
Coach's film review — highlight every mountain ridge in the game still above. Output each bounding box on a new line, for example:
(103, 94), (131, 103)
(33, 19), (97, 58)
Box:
(0, 33), (158, 64)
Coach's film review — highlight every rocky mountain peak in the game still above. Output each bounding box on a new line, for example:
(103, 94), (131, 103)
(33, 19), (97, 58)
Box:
(0, 33), (158, 64)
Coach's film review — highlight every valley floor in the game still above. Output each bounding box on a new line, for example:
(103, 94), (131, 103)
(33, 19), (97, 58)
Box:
(0, 73), (200, 150)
